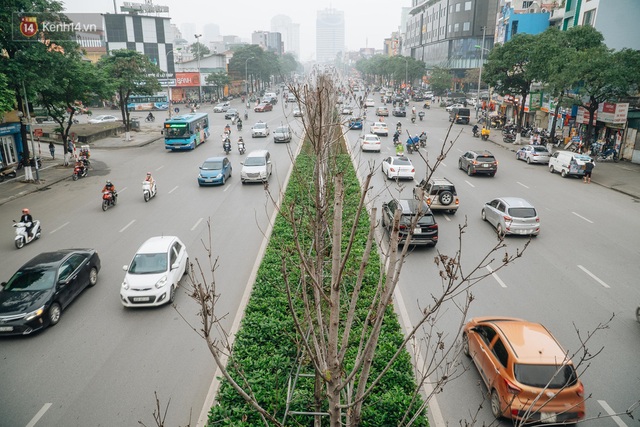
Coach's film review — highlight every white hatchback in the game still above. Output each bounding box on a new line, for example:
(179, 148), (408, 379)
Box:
(360, 134), (382, 152)
(120, 236), (189, 307)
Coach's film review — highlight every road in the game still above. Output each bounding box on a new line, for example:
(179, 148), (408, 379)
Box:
(345, 97), (640, 426)
(0, 98), (303, 427)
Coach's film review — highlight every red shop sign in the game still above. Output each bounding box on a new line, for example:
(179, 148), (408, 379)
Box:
(175, 72), (200, 87)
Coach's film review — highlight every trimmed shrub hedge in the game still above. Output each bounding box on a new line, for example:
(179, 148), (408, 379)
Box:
(208, 151), (428, 426)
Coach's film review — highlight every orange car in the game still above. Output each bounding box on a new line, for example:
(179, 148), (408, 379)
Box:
(463, 317), (586, 424)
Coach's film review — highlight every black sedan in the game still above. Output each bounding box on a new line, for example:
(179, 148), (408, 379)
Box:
(224, 108), (239, 120)
(0, 249), (101, 336)
(392, 107), (407, 117)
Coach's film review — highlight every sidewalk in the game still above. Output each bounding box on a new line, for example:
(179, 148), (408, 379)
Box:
(0, 128), (162, 206)
(485, 133), (640, 199)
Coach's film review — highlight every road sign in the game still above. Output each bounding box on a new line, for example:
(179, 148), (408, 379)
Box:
(33, 128), (43, 137)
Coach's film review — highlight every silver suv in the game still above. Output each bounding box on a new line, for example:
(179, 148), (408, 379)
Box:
(414, 177), (459, 214)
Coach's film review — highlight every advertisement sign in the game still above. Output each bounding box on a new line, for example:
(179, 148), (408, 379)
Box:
(577, 107), (597, 125)
(597, 102), (628, 124)
(175, 72), (200, 87)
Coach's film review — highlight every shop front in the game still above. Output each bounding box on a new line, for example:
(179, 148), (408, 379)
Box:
(0, 122), (24, 167)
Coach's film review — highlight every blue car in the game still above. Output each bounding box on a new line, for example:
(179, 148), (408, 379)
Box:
(348, 117), (363, 130)
(198, 156), (232, 186)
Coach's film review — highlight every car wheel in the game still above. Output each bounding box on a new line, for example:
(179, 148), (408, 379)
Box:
(481, 209), (487, 221)
(48, 302), (62, 326)
(169, 284), (176, 304)
(467, 166), (473, 176)
(462, 333), (470, 357)
(636, 306), (640, 323)
(458, 160), (463, 170)
(183, 258), (189, 276)
(489, 172), (496, 177)
(496, 224), (505, 238)
(561, 169), (567, 178)
(526, 156), (532, 164)
(490, 389), (503, 419)
(439, 191), (453, 205)
(549, 165), (555, 173)
(88, 267), (98, 287)
(221, 175), (225, 185)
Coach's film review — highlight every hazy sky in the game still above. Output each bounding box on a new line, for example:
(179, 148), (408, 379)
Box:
(59, 0), (408, 60)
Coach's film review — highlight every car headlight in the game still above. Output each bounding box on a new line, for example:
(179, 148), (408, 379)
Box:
(122, 279), (129, 290)
(155, 275), (168, 289)
(216, 173), (222, 179)
(25, 306), (45, 321)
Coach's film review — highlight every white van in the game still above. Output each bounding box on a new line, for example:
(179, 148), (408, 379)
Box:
(548, 151), (593, 178)
(241, 150), (272, 183)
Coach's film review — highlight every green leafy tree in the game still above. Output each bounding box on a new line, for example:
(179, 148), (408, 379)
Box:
(97, 49), (162, 133)
(188, 41), (210, 60)
(228, 45), (266, 94)
(428, 66), (453, 96)
(0, 73), (15, 113)
(205, 71), (230, 99)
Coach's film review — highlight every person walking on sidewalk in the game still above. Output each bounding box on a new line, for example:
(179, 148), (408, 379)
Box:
(49, 142), (55, 159)
(584, 160), (595, 183)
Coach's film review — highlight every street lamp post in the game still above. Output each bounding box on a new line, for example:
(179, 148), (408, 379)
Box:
(476, 26), (487, 119)
(403, 57), (409, 93)
(194, 34), (203, 103)
(166, 48), (182, 119)
(245, 56), (255, 97)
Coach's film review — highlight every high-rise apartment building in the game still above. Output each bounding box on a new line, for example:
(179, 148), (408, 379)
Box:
(316, 8), (345, 63)
(271, 14), (301, 58)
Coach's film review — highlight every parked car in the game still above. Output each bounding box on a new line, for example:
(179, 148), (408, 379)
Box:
(370, 121), (389, 136)
(376, 106), (389, 116)
(224, 109), (239, 120)
(213, 103), (230, 113)
(197, 156), (232, 186)
(359, 134), (382, 153)
(463, 317), (585, 424)
(392, 107), (407, 117)
(0, 249), (101, 335)
(381, 156), (415, 180)
(254, 102), (273, 112)
(88, 115), (117, 124)
(548, 151), (592, 178)
(251, 121), (270, 138)
(459, 150), (498, 177)
(293, 108), (303, 117)
(414, 177), (459, 214)
(273, 125), (292, 143)
(120, 236), (188, 307)
(516, 145), (551, 164)
(481, 197), (540, 236)
(241, 149), (272, 183)
(381, 198), (438, 247)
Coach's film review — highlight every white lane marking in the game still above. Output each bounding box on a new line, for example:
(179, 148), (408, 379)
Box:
(598, 400), (628, 427)
(440, 162), (447, 167)
(49, 221), (69, 234)
(486, 265), (507, 288)
(25, 403), (52, 427)
(155, 165), (165, 171)
(119, 186), (128, 193)
(168, 185), (178, 194)
(223, 184), (232, 192)
(516, 181), (529, 189)
(578, 265), (610, 289)
(119, 220), (136, 233)
(456, 148), (464, 153)
(464, 180), (475, 188)
(572, 212), (593, 224)
(191, 217), (203, 231)
(442, 214), (451, 222)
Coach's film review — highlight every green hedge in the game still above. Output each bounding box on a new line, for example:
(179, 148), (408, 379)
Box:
(208, 151), (428, 427)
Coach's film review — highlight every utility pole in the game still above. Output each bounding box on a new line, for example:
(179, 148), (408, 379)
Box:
(195, 34), (203, 103)
(476, 26), (487, 120)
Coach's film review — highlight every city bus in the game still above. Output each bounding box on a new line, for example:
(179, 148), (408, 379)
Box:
(164, 112), (210, 151)
(127, 94), (169, 111)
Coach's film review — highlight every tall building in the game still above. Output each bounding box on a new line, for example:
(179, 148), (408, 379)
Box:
(271, 14), (301, 58)
(251, 31), (283, 55)
(180, 22), (197, 43)
(316, 8), (345, 64)
(203, 23), (220, 43)
(494, 0), (551, 44)
(404, 0), (499, 75)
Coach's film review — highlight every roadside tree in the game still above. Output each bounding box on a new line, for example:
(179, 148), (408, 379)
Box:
(428, 66), (453, 96)
(188, 41), (210, 60)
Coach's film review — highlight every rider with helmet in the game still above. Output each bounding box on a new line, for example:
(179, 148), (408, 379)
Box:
(146, 112), (155, 122)
(102, 180), (117, 200)
(144, 172), (156, 193)
(224, 123), (231, 136)
(20, 208), (34, 238)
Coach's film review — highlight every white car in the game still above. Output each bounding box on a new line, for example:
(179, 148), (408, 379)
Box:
(120, 236), (189, 307)
(88, 115), (117, 124)
(381, 156), (415, 180)
(370, 121), (389, 136)
(516, 145), (551, 164)
(446, 103), (465, 112)
(293, 108), (303, 117)
(360, 134), (381, 153)
(341, 106), (353, 115)
(251, 121), (270, 138)
(213, 102), (230, 113)
(364, 98), (375, 107)
(241, 150), (272, 183)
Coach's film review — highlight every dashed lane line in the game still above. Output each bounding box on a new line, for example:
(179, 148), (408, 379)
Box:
(464, 180), (475, 188)
(155, 165), (165, 171)
(516, 181), (529, 189)
(119, 220), (136, 233)
(168, 185), (178, 194)
(25, 402), (51, 427)
(191, 217), (203, 231)
(572, 212), (594, 224)
(578, 265), (610, 289)
(49, 221), (69, 234)
(598, 400), (628, 427)
(486, 265), (507, 288)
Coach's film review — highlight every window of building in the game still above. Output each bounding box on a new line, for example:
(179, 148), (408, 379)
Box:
(450, 5), (453, 13)
(522, 0), (533, 7)
(463, 22), (470, 31)
(448, 24), (452, 33)
(454, 23), (459, 32)
(583, 9), (595, 26)
(456, 3), (461, 12)
(465, 1), (472, 10)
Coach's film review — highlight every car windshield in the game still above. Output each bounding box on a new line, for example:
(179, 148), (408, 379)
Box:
(165, 127), (189, 138)
(401, 214), (435, 226)
(575, 155), (591, 161)
(245, 157), (266, 166)
(215, 104), (225, 108)
(276, 127), (288, 133)
(514, 363), (578, 389)
(393, 158), (412, 165)
(477, 156), (496, 163)
(202, 160), (223, 170)
(508, 207), (537, 218)
(227, 109), (237, 114)
(254, 124), (266, 129)
(4, 268), (56, 291)
(128, 253), (167, 274)
(533, 147), (549, 153)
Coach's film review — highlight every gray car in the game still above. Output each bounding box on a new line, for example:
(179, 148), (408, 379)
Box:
(459, 150), (497, 177)
(481, 197), (540, 237)
(516, 145), (551, 164)
(273, 125), (292, 143)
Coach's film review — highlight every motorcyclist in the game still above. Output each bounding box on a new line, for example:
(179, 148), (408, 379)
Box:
(102, 180), (117, 200)
(393, 130), (401, 144)
(236, 118), (243, 130)
(237, 136), (245, 152)
(395, 142), (404, 156)
(396, 122), (402, 132)
(224, 123), (231, 137)
(406, 136), (418, 153)
(20, 208), (34, 238)
(244, 110), (249, 120)
(74, 159), (86, 176)
(418, 111), (425, 121)
(419, 132), (427, 147)
(472, 124), (479, 136)
(147, 112), (154, 122)
(144, 172), (156, 193)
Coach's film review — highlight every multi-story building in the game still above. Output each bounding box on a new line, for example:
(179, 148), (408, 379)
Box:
(251, 31), (283, 55)
(404, 0), (499, 75)
(271, 15), (301, 58)
(494, 0), (551, 44)
(316, 8), (345, 63)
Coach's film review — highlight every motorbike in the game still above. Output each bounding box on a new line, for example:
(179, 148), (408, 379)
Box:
(411, 116), (416, 124)
(503, 132), (516, 143)
(237, 121), (243, 131)
(142, 181), (157, 202)
(418, 112), (425, 121)
(0, 165), (17, 182)
(423, 102), (431, 109)
(472, 127), (480, 138)
(418, 134), (427, 148)
(72, 162), (88, 180)
(17, 157), (42, 170)
(406, 141), (417, 154)
(237, 139), (246, 155)
(145, 115), (155, 123)
(13, 220), (42, 249)
(393, 132), (401, 145)
(596, 148), (619, 163)
(244, 112), (249, 120)
(102, 191), (117, 211)
(223, 140), (232, 155)
(481, 128), (491, 141)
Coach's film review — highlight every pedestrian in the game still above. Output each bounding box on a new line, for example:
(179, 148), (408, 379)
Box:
(583, 160), (595, 183)
(49, 142), (55, 159)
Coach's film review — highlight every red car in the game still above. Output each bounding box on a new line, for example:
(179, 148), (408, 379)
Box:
(254, 103), (273, 112)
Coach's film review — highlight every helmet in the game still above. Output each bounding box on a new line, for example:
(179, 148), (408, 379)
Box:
(22, 208), (29, 214)
(106, 180), (112, 186)
(146, 172), (151, 176)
